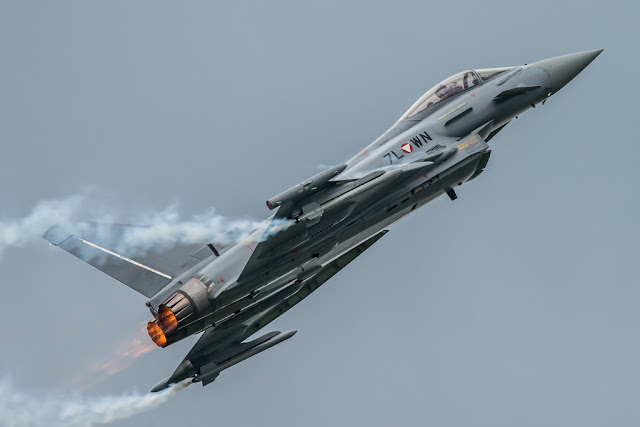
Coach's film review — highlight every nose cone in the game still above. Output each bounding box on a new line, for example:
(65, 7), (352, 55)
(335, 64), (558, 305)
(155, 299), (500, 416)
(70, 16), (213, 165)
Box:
(533, 49), (603, 93)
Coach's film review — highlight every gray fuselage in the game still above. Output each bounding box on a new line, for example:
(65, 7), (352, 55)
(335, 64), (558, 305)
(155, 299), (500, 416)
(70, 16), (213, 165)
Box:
(150, 56), (570, 347)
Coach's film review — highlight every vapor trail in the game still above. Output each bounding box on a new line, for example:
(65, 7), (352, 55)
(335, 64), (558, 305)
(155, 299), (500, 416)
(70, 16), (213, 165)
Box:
(0, 193), (87, 257)
(0, 192), (291, 259)
(0, 379), (191, 427)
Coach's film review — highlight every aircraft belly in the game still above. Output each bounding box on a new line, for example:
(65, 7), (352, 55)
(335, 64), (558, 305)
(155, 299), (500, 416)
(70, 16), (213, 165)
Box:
(156, 132), (489, 346)
(205, 159), (481, 338)
(262, 154), (483, 281)
(340, 155), (481, 233)
(254, 154), (482, 284)
(161, 148), (485, 345)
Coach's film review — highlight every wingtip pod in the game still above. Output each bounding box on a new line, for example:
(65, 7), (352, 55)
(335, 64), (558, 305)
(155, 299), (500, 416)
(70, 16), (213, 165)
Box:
(150, 377), (172, 392)
(42, 222), (77, 245)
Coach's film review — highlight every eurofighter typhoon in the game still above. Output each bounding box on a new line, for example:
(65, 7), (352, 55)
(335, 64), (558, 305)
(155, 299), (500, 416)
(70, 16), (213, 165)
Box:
(44, 50), (602, 391)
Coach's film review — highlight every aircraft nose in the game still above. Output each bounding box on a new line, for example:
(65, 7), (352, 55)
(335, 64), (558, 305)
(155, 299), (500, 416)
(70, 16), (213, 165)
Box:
(533, 49), (603, 93)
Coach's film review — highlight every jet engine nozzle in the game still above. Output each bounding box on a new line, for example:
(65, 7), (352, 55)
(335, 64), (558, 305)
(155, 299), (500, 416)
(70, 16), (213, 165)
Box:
(157, 305), (178, 332)
(147, 321), (168, 348)
(146, 277), (212, 347)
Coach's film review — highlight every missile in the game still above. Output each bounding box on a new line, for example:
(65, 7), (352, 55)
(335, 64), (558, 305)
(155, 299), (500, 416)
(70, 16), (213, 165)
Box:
(250, 265), (321, 299)
(296, 161), (433, 223)
(195, 330), (297, 386)
(267, 164), (347, 210)
(150, 330), (296, 392)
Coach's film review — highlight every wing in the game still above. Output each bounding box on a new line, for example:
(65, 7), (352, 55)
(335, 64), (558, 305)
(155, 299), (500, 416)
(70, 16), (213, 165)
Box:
(43, 221), (221, 298)
(151, 229), (388, 391)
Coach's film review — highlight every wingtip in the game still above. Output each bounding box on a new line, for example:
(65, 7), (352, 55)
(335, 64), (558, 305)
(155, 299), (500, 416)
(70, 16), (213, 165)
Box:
(42, 223), (64, 244)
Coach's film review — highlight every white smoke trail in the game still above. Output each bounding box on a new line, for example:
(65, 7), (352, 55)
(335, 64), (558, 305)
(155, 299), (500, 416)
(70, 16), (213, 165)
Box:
(0, 193), (88, 257)
(0, 192), (292, 259)
(0, 379), (191, 427)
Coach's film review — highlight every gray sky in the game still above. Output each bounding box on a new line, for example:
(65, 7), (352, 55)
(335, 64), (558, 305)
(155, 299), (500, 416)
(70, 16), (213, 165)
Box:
(1, 1), (638, 426)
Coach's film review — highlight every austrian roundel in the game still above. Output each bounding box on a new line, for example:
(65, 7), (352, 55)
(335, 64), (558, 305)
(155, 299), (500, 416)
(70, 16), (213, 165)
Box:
(401, 143), (413, 154)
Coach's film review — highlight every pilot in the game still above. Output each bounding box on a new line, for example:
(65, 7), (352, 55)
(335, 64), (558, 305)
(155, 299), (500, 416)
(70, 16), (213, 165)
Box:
(449, 81), (463, 95)
(435, 85), (448, 99)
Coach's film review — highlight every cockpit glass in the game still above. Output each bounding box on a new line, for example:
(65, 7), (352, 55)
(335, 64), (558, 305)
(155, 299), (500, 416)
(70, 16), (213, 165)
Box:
(399, 70), (480, 120)
(475, 67), (512, 81)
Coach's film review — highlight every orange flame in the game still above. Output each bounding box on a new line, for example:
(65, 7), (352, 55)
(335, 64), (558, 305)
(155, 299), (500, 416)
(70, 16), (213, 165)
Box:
(157, 305), (177, 333)
(147, 321), (167, 348)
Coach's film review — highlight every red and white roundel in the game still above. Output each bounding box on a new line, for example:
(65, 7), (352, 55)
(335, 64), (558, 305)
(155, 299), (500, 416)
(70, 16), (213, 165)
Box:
(401, 143), (413, 154)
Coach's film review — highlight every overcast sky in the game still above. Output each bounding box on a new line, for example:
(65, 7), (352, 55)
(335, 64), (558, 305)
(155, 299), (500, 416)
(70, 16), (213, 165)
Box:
(1, 1), (638, 426)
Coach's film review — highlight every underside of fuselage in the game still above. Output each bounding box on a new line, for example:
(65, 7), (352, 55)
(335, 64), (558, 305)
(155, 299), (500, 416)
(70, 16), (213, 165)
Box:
(174, 50), (606, 349)
(42, 49), (603, 391)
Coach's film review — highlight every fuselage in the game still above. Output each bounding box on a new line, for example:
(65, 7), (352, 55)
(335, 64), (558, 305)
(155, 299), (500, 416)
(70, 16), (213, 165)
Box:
(145, 50), (603, 349)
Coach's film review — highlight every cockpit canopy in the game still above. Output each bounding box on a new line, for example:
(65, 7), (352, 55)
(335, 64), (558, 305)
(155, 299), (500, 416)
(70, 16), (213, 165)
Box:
(399, 67), (512, 120)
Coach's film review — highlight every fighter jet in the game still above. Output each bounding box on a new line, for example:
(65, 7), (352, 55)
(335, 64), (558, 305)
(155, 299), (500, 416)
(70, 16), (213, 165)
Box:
(43, 49), (603, 392)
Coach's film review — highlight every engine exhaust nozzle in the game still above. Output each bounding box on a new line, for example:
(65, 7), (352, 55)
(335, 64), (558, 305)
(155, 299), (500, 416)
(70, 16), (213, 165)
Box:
(147, 321), (167, 348)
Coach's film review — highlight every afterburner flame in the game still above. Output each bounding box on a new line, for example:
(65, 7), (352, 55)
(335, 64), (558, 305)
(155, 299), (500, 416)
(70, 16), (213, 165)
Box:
(157, 305), (178, 332)
(147, 321), (167, 347)
(64, 322), (159, 390)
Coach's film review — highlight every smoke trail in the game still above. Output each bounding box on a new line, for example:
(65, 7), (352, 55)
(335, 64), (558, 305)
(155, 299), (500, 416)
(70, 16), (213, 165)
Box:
(0, 193), (88, 257)
(0, 192), (292, 259)
(0, 378), (191, 427)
